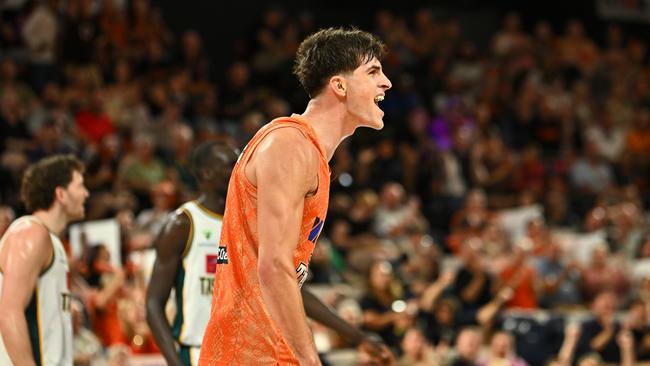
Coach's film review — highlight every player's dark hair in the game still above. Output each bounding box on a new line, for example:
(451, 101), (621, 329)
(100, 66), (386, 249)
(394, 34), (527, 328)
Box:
(190, 141), (236, 180)
(21, 154), (84, 212)
(293, 27), (387, 97)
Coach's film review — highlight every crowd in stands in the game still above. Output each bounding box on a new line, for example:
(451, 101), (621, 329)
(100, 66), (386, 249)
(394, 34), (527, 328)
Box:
(1, 1), (649, 365)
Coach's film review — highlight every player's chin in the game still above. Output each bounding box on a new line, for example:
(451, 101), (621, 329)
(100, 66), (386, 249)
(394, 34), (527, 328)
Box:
(73, 208), (86, 220)
(368, 119), (384, 130)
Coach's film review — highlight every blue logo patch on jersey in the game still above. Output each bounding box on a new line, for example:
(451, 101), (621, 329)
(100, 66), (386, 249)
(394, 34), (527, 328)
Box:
(308, 217), (324, 243)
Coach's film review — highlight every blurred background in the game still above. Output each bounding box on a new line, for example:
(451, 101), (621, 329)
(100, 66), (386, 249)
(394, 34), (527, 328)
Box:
(0, 0), (649, 365)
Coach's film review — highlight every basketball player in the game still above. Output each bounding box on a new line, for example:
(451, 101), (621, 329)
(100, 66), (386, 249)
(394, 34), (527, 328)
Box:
(199, 27), (393, 365)
(146, 141), (238, 366)
(0, 155), (88, 366)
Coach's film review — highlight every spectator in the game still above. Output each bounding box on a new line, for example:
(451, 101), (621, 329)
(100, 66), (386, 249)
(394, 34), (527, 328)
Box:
(452, 238), (494, 309)
(534, 240), (582, 309)
(580, 244), (630, 302)
(373, 182), (427, 240)
(576, 291), (622, 363)
(360, 260), (415, 350)
(116, 133), (165, 207)
(452, 327), (483, 366)
(478, 330), (529, 366)
(498, 242), (539, 309)
(397, 327), (436, 366)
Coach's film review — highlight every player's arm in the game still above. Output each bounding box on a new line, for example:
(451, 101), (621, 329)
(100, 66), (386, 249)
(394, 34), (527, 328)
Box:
(301, 287), (394, 365)
(255, 129), (321, 366)
(145, 211), (190, 366)
(0, 222), (52, 366)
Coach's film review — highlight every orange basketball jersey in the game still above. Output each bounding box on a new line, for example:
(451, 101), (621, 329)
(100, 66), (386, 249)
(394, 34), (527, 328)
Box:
(198, 114), (330, 365)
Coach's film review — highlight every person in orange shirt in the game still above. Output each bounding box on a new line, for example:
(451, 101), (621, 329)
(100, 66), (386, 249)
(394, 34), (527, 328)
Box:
(498, 243), (539, 309)
(199, 27), (393, 366)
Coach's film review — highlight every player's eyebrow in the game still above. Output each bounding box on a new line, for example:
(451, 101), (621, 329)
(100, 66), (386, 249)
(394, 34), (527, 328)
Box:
(366, 65), (381, 74)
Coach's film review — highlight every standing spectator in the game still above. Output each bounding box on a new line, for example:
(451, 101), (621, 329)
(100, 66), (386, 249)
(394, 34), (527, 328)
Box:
(116, 133), (165, 208)
(361, 260), (415, 350)
(75, 89), (115, 145)
(576, 291), (622, 363)
(580, 244), (630, 302)
(584, 110), (625, 164)
(373, 182), (427, 241)
(534, 240), (582, 309)
(451, 238), (494, 312)
(498, 243), (539, 309)
(21, 0), (59, 94)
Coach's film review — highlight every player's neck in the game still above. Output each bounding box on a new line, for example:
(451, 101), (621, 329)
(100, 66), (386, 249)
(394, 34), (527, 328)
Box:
(32, 208), (67, 236)
(196, 194), (225, 216)
(300, 99), (355, 162)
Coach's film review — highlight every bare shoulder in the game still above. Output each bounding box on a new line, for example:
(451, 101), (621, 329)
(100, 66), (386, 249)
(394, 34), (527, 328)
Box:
(5, 219), (51, 247)
(165, 208), (191, 232)
(153, 208), (191, 255)
(0, 219), (52, 268)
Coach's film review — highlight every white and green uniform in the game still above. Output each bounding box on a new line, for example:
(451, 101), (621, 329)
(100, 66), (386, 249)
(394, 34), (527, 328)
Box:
(172, 201), (224, 366)
(0, 216), (72, 366)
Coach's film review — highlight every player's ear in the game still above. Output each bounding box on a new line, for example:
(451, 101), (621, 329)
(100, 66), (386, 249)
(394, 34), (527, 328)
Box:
(329, 75), (347, 97)
(54, 186), (67, 203)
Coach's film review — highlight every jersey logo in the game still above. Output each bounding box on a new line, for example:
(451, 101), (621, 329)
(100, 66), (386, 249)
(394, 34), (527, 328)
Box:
(206, 247), (229, 273)
(308, 217), (324, 243)
(296, 262), (308, 288)
(203, 229), (213, 240)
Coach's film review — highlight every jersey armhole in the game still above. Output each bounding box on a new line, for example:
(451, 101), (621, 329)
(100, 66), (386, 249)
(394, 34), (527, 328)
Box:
(39, 249), (55, 276)
(239, 124), (319, 194)
(180, 209), (194, 259)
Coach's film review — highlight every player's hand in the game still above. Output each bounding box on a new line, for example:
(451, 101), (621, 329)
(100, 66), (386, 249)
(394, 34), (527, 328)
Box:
(357, 333), (395, 366)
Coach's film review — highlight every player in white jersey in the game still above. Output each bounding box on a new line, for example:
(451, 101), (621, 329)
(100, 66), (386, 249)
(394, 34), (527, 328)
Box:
(146, 141), (238, 366)
(0, 155), (88, 366)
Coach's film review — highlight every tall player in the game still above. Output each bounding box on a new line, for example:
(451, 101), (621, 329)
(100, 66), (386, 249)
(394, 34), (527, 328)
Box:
(146, 141), (239, 366)
(0, 155), (89, 366)
(199, 27), (393, 365)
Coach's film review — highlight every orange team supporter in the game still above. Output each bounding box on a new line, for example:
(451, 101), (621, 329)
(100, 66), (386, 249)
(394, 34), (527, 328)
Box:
(199, 115), (330, 365)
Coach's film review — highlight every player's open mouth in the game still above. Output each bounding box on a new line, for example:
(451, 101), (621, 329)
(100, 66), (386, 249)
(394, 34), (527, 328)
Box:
(374, 95), (384, 105)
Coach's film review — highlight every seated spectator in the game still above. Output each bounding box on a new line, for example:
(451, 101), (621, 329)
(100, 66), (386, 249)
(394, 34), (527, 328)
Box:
(397, 327), (436, 366)
(451, 327), (483, 366)
(478, 330), (529, 366)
